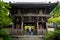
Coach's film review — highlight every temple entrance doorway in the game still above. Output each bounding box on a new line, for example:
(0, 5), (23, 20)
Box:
(23, 22), (37, 35)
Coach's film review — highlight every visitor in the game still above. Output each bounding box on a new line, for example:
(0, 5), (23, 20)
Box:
(31, 28), (34, 35)
(29, 27), (31, 35)
(26, 27), (30, 35)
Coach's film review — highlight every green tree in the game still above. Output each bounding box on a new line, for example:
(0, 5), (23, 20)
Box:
(0, 0), (12, 40)
(48, 2), (60, 23)
(44, 2), (60, 40)
(0, 0), (13, 29)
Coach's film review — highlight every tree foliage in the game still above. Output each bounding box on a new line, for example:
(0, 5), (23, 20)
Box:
(0, 0), (12, 40)
(48, 2), (60, 23)
(48, 17), (60, 23)
(50, 2), (60, 17)
(0, 0), (13, 27)
(45, 2), (60, 40)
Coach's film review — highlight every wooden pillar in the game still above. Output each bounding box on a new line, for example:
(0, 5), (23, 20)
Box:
(37, 22), (39, 35)
(41, 17), (44, 22)
(11, 23), (14, 33)
(12, 17), (15, 29)
(29, 16), (31, 22)
(46, 17), (49, 31)
(46, 23), (48, 31)
(12, 23), (14, 29)
(21, 16), (24, 35)
(37, 16), (39, 35)
(16, 17), (19, 29)
(39, 9), (43, 14)
(17, 10), (21, 14)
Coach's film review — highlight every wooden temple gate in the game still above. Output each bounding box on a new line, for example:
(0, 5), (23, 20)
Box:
(9, 2), (57, 35)
(11, 9), (49, 35)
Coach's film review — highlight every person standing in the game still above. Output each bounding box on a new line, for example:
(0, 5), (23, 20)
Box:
(31, 28), (34, 35)
(26, 27), (30, 35)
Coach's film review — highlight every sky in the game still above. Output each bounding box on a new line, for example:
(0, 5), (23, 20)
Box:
(3, 0), (60, 3)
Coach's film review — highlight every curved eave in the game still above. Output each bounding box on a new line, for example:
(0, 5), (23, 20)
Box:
(9, 2), (58, 9)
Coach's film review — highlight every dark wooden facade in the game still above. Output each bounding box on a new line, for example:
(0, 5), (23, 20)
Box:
(9, 2), (57, 35)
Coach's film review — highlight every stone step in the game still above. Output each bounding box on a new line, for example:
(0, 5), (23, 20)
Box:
(19, 37), (43, 40)
(12, 35), (44, 40)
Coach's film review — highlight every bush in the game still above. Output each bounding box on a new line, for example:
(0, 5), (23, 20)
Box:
(44, 30), (60, 40)
(0, 30), (12, 40)
(56, 26), (60, 30)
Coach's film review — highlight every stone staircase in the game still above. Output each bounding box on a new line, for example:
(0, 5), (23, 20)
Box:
(11, 35), (44, 40)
